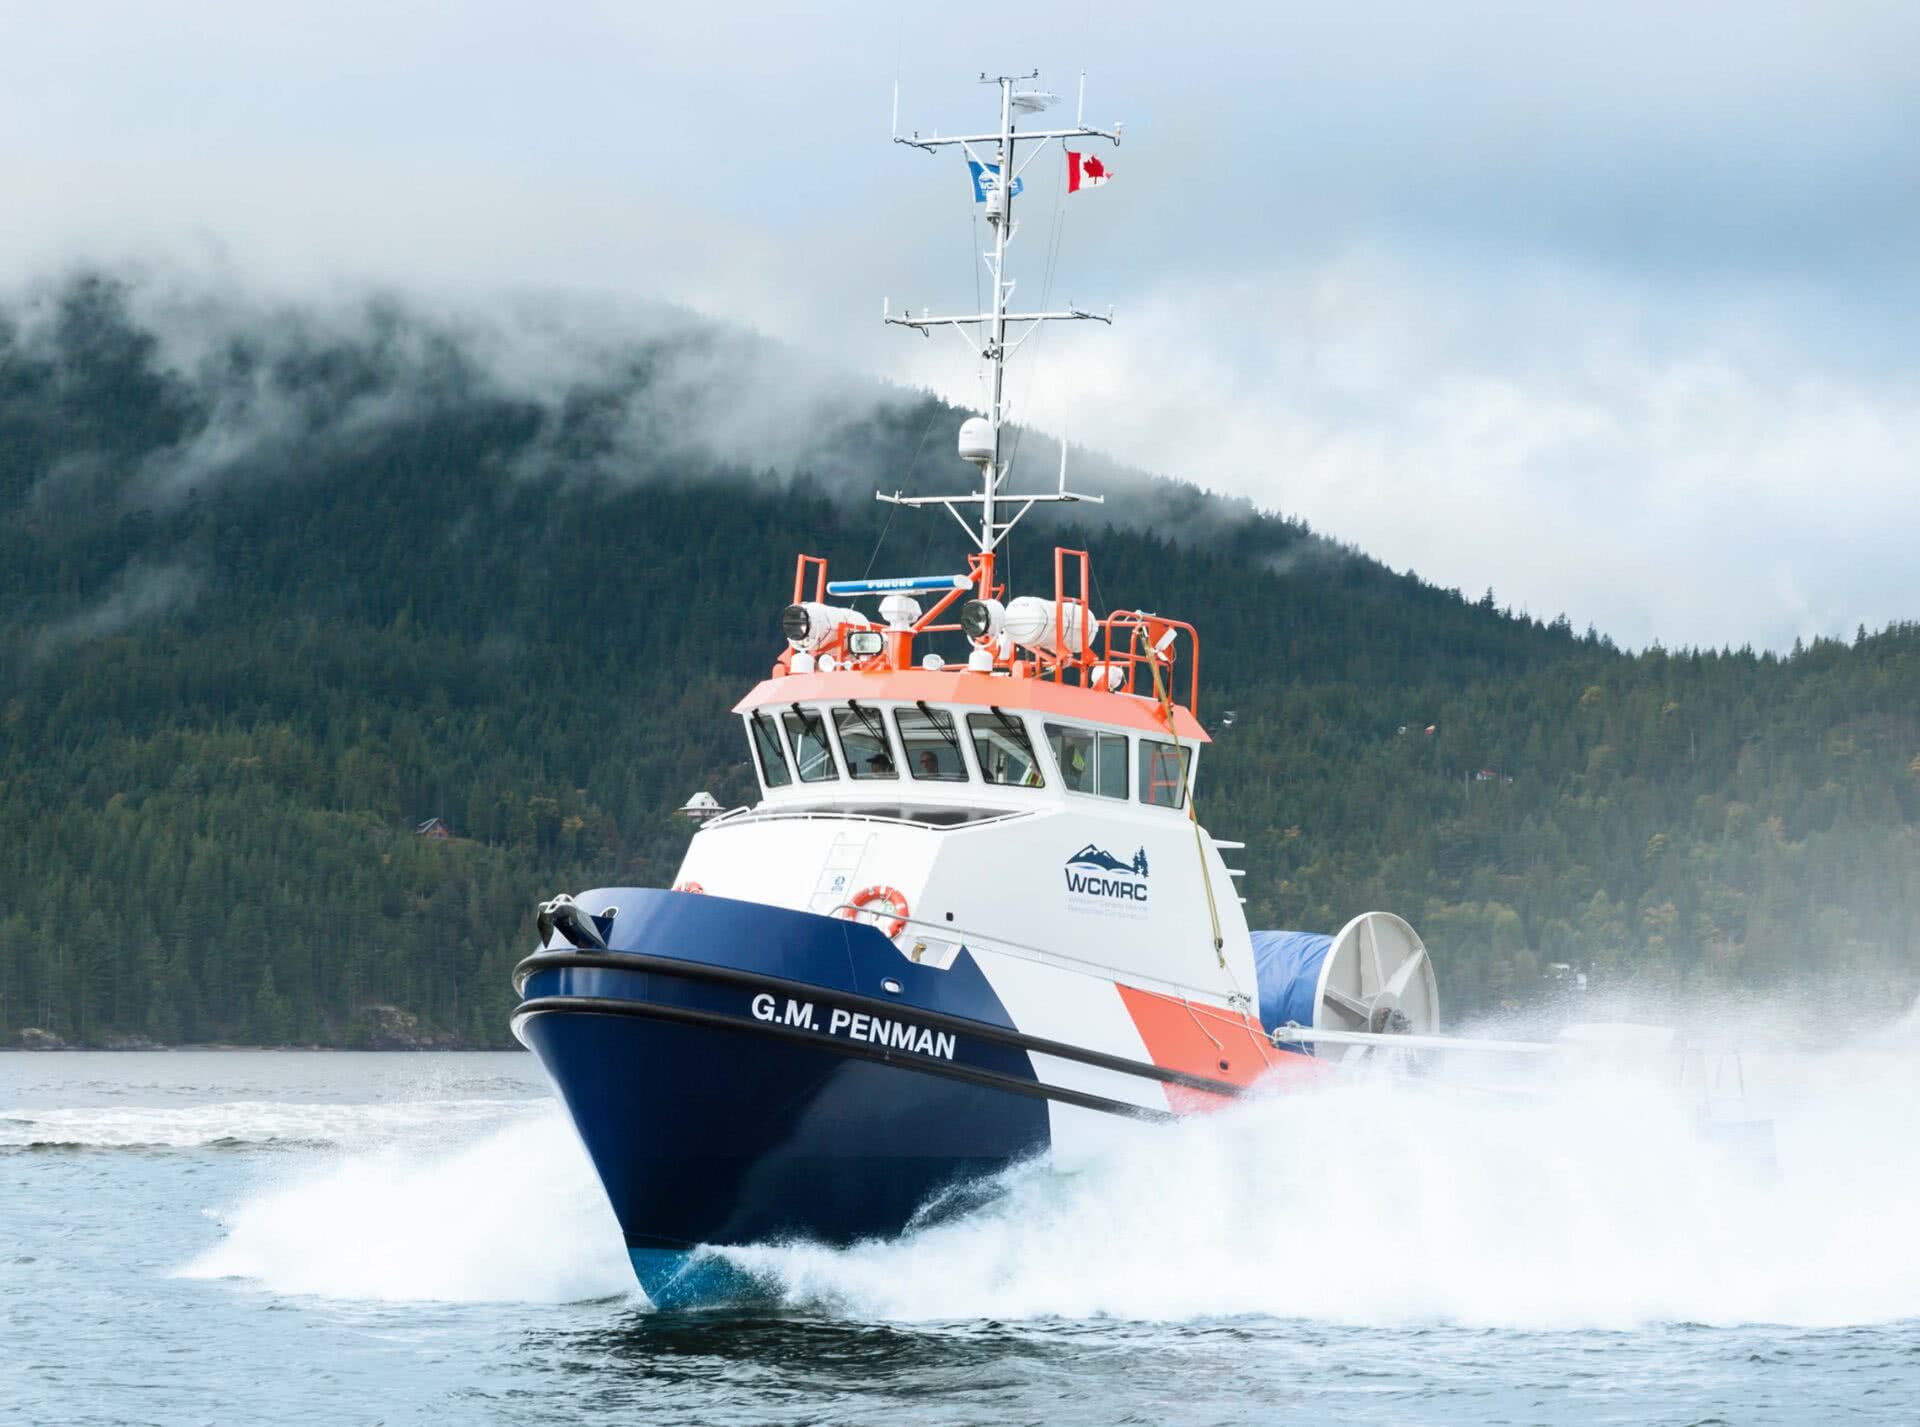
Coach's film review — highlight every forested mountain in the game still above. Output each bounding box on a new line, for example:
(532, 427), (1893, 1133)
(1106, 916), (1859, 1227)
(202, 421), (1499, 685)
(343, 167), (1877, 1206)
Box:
(2, 274), (1916, 1047)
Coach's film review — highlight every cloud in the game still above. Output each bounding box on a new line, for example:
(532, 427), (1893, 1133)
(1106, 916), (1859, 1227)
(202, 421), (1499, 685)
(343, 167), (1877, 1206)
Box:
(895, 250), (1920, 651)
(37, 560), (203, 652)
(0, 2), (1914, 650)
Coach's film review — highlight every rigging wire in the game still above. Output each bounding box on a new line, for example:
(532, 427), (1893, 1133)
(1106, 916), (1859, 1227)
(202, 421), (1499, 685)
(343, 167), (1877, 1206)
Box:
(1001, 171), (1070, 485)
(896, 394), (947, 494)
(858, 490), (899, 581)
(969, 211), (989, 412)
(971, 211), (984, 327)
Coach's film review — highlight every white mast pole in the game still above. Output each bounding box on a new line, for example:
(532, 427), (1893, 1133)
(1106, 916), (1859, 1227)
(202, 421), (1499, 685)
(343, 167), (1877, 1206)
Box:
(984, 74), (1014, 555)
(880, 73), (1118, 558)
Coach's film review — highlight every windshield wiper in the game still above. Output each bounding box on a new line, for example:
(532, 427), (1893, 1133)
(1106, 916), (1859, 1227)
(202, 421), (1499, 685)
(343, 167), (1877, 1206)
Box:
(844, 699), (889, 745)
(915, 700), (963, 755)
(989, 705), (1034, 756)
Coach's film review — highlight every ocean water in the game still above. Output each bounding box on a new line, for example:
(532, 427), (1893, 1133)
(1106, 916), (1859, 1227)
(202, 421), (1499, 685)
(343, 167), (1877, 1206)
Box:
(5, 1022), (1920, 1426)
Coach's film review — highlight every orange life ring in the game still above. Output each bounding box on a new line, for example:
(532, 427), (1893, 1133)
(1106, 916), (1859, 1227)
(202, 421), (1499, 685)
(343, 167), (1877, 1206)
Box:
(673, 880), (705, 894)
(837, 884), (910, 939)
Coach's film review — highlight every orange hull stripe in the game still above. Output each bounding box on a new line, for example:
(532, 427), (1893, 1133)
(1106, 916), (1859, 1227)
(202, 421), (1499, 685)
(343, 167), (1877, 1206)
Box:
(1115, 984), (1325, 1111)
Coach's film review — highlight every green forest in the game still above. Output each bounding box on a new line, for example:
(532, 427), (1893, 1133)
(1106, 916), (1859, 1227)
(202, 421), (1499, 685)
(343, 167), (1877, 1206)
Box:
(3, 275), (1916, 1047)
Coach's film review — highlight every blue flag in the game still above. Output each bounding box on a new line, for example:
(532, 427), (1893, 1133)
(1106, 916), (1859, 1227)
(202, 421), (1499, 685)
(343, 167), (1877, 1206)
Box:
(966, 161), (1023, 203)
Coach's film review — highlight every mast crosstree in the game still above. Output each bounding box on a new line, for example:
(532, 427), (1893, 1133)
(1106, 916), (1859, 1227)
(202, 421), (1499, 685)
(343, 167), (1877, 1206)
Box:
(882, 72), (1121, 572)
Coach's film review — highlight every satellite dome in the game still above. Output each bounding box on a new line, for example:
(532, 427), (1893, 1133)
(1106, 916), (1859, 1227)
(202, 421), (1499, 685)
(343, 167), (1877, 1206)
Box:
(957, 416), (994, 468)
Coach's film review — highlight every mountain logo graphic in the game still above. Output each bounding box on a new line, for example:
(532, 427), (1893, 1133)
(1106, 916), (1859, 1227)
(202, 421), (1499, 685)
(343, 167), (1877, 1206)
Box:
(1066, 843), (1149, 876)
(1064, 844), (1150, 904)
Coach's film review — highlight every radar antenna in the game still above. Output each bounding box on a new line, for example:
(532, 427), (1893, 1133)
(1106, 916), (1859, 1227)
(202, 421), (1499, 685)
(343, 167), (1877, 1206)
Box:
(881, 72), (1120, 592)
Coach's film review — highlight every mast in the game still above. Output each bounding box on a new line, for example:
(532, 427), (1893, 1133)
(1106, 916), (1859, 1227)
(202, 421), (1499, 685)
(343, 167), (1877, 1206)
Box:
(984, 74), (1012, 555)
(884, 72), (1122, 588)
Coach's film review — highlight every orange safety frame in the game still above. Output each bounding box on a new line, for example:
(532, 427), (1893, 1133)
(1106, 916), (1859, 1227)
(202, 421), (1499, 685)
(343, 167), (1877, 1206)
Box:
(777, 547), (1200, 716)
(792, 554), (828, 605)
(1050, 547), (1093, 685)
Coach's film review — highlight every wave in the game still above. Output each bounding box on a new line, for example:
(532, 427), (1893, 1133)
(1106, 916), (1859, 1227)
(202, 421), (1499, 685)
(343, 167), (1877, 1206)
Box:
(165, 1006), (1920, 1327)
(177, 1106), (632, 1304)
(724, 1030), (1920, 1330)
(0, 1097), (536, 1152)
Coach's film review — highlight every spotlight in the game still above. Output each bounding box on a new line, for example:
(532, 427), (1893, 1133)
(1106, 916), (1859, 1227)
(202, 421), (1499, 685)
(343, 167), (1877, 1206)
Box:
(960, 598), (1005, 641)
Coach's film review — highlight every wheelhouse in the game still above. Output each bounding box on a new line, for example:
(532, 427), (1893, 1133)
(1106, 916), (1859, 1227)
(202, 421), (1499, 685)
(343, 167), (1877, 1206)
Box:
(735, 693), (1201, 817)
(724, 546), (1209, 824)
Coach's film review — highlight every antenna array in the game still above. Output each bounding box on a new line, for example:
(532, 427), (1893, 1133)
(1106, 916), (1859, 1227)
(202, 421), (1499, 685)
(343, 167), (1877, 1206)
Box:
(881, 73), (1122, 566)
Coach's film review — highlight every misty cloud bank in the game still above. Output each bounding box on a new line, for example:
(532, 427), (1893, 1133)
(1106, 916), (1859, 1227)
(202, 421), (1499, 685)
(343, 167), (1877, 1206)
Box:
(35, 560), (203, 653)
(2, 3), (1915, 653)
(10, 260), (1907, 662)
(3, 267), (1322, 539)
(1, 269), (1360, 656)
(2, 274), (921, 510)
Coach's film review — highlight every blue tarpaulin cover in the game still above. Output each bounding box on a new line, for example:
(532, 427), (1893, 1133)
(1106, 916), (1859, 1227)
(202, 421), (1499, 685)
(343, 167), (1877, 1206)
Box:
(1251, 930), (1332, 1034)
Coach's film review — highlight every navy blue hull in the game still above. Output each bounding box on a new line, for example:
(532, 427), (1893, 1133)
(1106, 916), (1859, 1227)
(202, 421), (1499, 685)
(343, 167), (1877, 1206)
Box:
(512, 889), (1054, 1302)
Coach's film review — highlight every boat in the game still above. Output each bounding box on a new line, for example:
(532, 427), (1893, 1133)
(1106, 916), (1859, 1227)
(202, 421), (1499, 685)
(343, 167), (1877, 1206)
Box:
(509, 72), (1757, 1307)
(512, 71), (1444, 1305)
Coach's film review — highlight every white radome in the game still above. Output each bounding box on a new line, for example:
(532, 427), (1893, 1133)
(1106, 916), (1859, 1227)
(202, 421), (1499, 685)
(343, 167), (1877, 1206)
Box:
(879, 594), (922, 629)
(957, 417), (994, 468)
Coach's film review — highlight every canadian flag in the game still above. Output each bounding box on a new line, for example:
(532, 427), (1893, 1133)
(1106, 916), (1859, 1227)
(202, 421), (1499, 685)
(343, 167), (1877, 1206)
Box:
(1066, 150), (1111, 193)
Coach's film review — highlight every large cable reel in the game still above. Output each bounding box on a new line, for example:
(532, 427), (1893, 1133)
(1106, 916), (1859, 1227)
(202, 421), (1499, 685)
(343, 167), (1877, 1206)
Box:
(1314, 911), (1440, 1039)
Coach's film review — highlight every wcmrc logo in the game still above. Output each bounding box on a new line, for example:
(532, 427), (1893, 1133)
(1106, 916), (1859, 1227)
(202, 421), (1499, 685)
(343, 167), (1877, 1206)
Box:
(1064, 843), (1150, 904)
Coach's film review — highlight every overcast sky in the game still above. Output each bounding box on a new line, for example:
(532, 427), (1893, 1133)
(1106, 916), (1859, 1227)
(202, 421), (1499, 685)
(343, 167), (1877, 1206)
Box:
(5, 2), (1916, 650)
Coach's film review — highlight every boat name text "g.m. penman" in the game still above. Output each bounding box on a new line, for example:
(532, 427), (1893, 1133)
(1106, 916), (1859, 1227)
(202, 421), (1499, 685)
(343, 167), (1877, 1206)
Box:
(750, 993), (957, 1060)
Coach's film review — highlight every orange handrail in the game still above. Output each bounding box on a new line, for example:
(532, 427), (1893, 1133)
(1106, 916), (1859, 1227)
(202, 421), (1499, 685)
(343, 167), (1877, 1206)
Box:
(1051, 547), (1092, 685)
(792, 554), (828, 605)
(1098, 611), (1200, 718)
(777, 546), (1200, 714)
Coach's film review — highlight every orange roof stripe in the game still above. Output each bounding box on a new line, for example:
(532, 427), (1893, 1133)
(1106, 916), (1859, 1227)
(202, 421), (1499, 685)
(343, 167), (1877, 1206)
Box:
(733, 668), (1211, 743)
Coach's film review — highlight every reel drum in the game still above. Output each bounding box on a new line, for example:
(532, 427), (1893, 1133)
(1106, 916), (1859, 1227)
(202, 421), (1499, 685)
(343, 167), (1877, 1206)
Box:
(1314, 911), (1441, 1038)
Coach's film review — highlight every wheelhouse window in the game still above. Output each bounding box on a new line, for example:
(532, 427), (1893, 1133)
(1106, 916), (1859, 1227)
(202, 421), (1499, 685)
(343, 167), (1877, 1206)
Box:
(782, 707), (839, 783)
(1139, 739), (1190, 808)
(968, 711), (1045, 787)
(834, 704), (897, 780)
(1045, 724), (1129, 799)
(896, 705), (969, 781)
(748, 711), (792, 788)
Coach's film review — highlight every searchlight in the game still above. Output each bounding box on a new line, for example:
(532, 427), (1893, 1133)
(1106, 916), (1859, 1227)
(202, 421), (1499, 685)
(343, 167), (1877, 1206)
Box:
(960, 598), (1005, 641)
(781, 601), (868, 652)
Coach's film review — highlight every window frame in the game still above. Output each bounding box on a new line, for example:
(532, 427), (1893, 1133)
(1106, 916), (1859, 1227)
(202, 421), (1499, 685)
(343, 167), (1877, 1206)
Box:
(1043, 721), (1130, 800)
(966, 708), (1046, 789)
(1095, 730), (1130, 800)
(1137, 738), (1191, 809)
(781, 705), (843, 784)
(747, 710), (793, 789)
(894, 702), (973, 783)
(834, 702), (900, 781)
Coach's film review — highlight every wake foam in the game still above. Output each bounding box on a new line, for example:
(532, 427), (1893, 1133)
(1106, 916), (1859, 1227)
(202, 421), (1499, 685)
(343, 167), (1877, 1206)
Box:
(165, 1005), (1920, 1325)
(178, 1106), (632, 1303)
(727, 1031), (1920, 1330)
